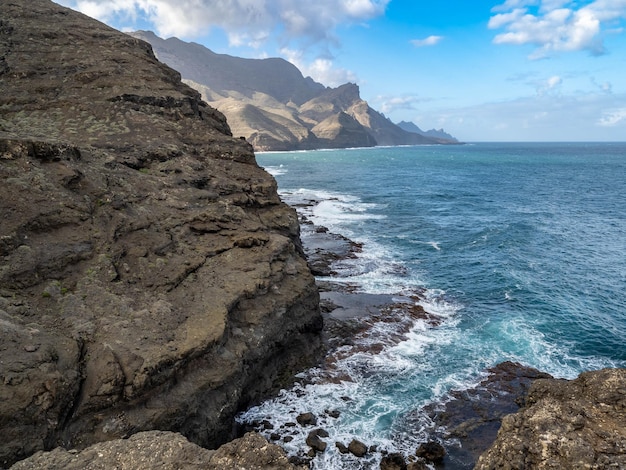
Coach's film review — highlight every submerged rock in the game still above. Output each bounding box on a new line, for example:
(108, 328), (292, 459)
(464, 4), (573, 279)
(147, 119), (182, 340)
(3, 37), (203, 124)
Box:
(0, 0), (322, 466)
(415, 441), (445, 463)
(417, 361), (552, 468)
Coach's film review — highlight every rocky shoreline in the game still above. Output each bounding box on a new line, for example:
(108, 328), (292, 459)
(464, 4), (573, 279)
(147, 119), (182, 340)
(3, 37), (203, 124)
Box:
(236, 193), (626, 469)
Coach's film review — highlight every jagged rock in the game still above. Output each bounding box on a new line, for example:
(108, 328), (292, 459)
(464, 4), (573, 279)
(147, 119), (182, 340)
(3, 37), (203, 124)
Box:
(0, 0), (322, 466)
(9, 431), (304, 470)
(206, 432), (306, 469)
(475, 368), (626, 469)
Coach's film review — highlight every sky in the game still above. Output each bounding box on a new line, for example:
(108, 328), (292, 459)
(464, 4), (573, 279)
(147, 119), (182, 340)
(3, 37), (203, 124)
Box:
(53, 0), (626, 142)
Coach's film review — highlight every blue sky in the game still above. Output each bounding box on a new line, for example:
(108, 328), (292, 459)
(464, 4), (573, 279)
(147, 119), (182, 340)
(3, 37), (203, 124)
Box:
(54, 0), (626, 141)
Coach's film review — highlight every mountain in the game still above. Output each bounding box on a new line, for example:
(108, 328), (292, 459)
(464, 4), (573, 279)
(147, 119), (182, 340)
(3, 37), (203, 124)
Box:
(397, 120), (459, 142)
(130, 31), (459, 151)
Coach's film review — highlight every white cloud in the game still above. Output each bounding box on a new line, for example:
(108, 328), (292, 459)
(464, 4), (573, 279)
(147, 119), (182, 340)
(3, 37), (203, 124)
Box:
(58, 0), (390, 46)
(410, 35), (444, 47)
(488, 0), (626, 58)
(281, 48), (357, 87)
(423, 91), (626, 141)
(492, 0), (538, 14)
(598, 108), (626, 126)
(547, 75), (562, 87)
(374, 95), (431, 115)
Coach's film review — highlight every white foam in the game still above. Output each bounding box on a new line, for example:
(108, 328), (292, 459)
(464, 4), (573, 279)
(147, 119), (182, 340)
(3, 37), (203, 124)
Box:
(237, 284), (470, 467)
(263, 164), (288, 176)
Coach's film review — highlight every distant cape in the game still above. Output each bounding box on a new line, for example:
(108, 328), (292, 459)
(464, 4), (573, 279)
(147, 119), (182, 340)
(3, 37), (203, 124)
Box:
(396, 120), (459, 142)
(131, 31), (460, 151)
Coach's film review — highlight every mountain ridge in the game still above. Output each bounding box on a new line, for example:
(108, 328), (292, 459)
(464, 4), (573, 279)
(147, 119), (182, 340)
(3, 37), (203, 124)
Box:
(130, 31), (459, 151)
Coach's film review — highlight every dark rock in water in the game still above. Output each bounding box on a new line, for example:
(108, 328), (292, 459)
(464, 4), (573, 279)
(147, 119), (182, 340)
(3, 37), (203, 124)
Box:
(0, 0), (322, 467)
(415, 441), (445, 462)
(9, 431), (305, 470)
(335, 442), (350, 454)
(348, 439), (368, 457)
(305, 429), (328, 453)
(416, 361), (552, 468)
(380, 453), (408, 470)
(476, 368), (626, 469)
(296, 412), (317, 426)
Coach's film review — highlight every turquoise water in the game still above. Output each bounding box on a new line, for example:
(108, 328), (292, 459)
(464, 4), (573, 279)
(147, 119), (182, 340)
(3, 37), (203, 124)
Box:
(240, 143), (626, 468)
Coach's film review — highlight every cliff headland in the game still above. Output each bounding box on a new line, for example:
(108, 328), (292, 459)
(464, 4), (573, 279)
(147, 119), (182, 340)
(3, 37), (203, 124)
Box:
(1, 0), (320, 466)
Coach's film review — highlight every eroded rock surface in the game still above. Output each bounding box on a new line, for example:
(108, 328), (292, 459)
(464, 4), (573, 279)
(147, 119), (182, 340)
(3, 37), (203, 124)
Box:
(10, 431), (304, 470)
(0, 0), (321, 466)
(475, 368), (626, 469)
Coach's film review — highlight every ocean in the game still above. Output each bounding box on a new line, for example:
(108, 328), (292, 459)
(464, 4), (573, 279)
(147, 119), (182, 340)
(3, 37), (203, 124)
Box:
(238, 143), (626, 468)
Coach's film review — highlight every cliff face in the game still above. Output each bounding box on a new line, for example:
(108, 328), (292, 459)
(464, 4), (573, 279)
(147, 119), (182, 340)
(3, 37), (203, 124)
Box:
(130, 31), (455, 151)
(0, 0), (321, 466)
(476, 368), (626, 469)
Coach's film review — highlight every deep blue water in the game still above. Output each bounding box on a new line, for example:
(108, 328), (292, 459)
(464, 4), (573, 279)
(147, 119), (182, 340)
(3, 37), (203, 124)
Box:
(240, 143), (626, 468)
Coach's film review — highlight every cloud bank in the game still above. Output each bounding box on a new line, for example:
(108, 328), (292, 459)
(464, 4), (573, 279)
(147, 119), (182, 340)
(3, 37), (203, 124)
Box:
(59, 0), (390, 46)
(489, 0), (626, 58)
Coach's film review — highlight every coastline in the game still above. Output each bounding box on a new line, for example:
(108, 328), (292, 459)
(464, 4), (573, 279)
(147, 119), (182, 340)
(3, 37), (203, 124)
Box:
(236, 197), (540, 468)
(240, 192), (626, 469)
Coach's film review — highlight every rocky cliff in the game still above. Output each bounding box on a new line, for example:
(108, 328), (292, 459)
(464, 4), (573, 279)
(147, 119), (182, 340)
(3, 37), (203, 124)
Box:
(130, 31), (457, 151)
(476, 368), (626, 469)
(0, 0), (321, 467)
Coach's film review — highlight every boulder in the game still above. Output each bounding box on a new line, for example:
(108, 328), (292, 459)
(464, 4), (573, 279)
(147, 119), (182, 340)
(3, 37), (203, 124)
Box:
(305, 429), (328, 453)
(296, 412), (317, 426)
(380, 453), (407, 470)
(348, 439), (368, 457)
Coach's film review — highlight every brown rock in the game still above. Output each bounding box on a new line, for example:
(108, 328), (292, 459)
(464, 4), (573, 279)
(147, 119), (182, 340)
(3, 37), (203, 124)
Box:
(380, 453), (407, 470)
(296, 412), (317, 426)
(305, 429), (328, 453)
(0, 0), (322, 466)
(475, 368), (626, 469)
(208, 432), (305, 469)
(9, 431), (304, 470)
(335, 442), (350, 454)
(347, 439), (368, 457)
